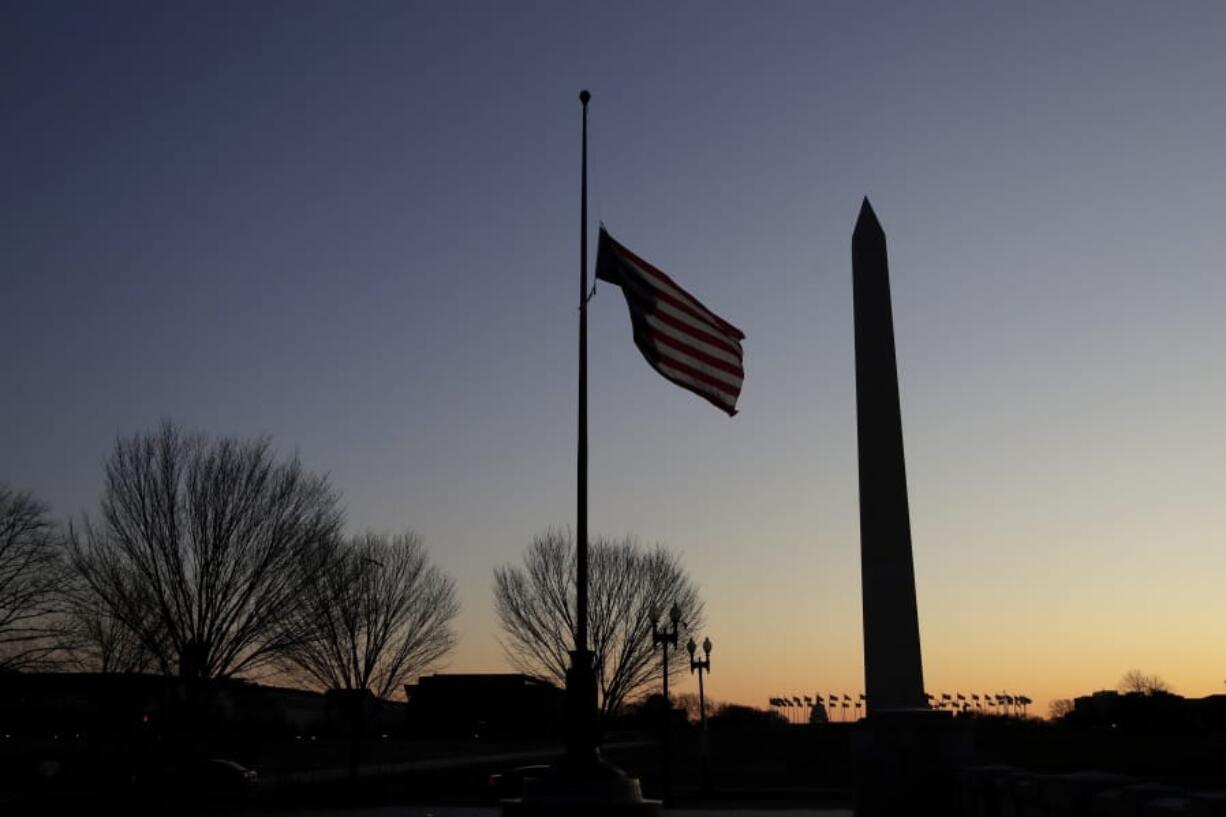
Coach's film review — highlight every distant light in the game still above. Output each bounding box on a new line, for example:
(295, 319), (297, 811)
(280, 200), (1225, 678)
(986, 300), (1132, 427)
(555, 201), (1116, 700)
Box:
(380, 733), (388, 739)
(295, 735), (302, 740)
(310, 735), (317, 741)
(142, 714), (150, 723)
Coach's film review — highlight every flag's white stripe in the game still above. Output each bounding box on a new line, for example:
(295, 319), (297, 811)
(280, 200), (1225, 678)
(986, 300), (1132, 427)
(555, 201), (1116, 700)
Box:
(653, 342), (743, 390)
(620, 253), (735, 337)
(643, 313), (743, 369)
(652, 300), (743, 357)
(655, 361), (737, 408)
(656, 365), (736, 409)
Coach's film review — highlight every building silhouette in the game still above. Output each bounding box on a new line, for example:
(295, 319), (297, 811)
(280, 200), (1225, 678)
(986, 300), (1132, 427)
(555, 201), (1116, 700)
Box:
(404, 673), (563, 740)
(1069, 689), (1226, 734)
(0, 672), (406, 740)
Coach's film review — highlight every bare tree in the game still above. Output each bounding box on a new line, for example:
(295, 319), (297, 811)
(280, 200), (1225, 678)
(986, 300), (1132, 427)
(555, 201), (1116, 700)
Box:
(674, 691), (723, 724)
(672, 691), (702, 723)
(281, 531), (459, 700)
(281, 531), (458, 781)
(67, 422), (342, 683)
(58, 589), (154, 673)
(0, 486), (64, 670)
(494, 530), (705, 720)
(1048, 698), (1075, 720)
(1118, 669), (1172, 696)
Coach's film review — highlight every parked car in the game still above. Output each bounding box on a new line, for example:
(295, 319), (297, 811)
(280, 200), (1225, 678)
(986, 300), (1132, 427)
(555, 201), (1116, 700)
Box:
(134, 757), (258, 801)
(487, 764), (551, 799)
(182, 759), (258, 789)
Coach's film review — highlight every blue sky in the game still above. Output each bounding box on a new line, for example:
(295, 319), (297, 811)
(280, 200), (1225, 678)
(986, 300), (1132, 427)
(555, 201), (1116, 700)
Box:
(4, 1), (1226, 711)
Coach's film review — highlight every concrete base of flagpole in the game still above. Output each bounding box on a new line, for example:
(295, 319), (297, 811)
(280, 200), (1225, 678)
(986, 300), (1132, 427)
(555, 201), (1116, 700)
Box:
(503, 650), (660, 817)
(501, 755), (661, 817)
(850, 708), (973, 817)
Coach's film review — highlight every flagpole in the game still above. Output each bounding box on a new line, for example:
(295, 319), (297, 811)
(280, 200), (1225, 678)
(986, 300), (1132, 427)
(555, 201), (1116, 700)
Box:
(504, 88), (659, 816)
(577, 88), (590, 660)
(564, 87), (598, 768)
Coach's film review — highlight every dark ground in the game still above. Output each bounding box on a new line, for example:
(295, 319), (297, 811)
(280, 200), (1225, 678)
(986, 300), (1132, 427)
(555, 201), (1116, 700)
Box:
(7, 717), (1226, 815)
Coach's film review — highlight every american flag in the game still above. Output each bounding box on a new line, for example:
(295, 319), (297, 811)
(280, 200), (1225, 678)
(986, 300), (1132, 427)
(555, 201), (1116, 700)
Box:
(595, 228), (746, 415)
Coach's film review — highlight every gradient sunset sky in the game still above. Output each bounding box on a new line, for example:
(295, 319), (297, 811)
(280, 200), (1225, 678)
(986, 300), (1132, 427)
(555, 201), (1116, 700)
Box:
(5, 2), (1226, 718)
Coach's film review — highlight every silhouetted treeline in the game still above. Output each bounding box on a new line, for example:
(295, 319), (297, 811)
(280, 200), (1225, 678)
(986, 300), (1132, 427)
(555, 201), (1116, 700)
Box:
(1, 422), (459, 721)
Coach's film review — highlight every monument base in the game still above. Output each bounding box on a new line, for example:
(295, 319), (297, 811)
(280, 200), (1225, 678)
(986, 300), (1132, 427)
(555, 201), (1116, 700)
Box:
(851, 708), (973, 817)
(501, 755), (661, 817)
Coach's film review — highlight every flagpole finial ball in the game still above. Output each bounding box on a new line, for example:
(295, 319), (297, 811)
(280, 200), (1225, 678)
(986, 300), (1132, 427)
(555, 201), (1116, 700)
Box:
(579, 89), (591, 105)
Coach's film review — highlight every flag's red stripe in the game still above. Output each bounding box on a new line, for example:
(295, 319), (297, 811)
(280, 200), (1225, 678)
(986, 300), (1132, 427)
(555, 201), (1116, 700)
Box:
(655, 349), (741, 400)
(619, 246), (745, 341)
(641, 311), (741, 366)
(659, 348), (744, 391)
(659, 368), (739, 415)
(612, 241), (745, 340)
(618, 242), (744, 338)
(633, 293), (743, 358)
(653, 359), (739, 415)
(650, 306), (743, 360)
(649, 344), (738, 394)
(673, 377), (739, 416)
(648, 328), (744, 379)
(647, 310), (740, 363)
(655, 353), (739, 400)
(619, 254), (741, 344)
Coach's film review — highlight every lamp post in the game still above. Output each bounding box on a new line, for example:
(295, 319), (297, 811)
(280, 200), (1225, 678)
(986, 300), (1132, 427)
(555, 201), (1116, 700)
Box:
(651, 603), (681, 807)
(686, 636), (712, 793)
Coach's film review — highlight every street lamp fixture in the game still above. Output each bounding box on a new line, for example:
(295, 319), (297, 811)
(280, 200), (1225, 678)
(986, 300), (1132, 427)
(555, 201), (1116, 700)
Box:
(686, 635), (713, 793)
(651, 603), (683, 806)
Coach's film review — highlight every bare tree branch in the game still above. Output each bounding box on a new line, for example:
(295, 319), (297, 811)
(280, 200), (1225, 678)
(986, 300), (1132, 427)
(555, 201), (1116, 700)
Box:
(1048, 698), (1074, 720)
(56, 578), (156, 673)
(66, 421), (343, 682)
(493, 530), (705, 720)
(0, 485), (64, 671)
(280, 531), (459, 701)
(1118, 668), (1172, 696)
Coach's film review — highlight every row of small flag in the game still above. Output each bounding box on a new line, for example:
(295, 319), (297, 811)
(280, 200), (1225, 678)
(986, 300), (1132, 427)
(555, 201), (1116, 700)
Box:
(928, 693), (1033, 708)
(768, 693), (1033, 708)
(770, 694), (863, 722)
(770, 694), (863, 707)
